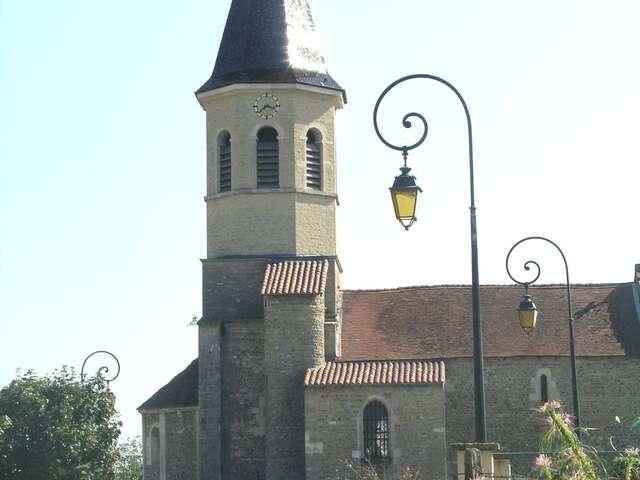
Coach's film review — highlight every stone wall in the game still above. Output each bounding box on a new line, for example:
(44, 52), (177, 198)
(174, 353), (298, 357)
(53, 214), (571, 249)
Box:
(198, 321), (222, 480)
(200, 86), (342, 259)
(142, 408), (198, 480)
(265, 295), (326, 480)
(304, 384), (447, 480)
(202, 258), (267, 320)
(220, 319), (267, 479)
(445, 356), (640, 475)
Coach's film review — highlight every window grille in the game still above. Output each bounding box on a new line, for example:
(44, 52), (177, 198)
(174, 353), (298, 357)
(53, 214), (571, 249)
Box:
(363, 400), (390, 461)
(540, 374), (549, 403)
(306, 130), (322, 190)
(257, 127), (279, 189)
(218, 132), (231, 192)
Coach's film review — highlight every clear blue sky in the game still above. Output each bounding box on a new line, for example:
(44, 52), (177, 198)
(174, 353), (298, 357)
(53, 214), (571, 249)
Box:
(1, 0), (639, 438)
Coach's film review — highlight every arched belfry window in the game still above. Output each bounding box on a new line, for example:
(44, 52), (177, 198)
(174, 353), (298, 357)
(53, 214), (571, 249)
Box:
(218, 131), (231, 192)
(363, 400), (390, 461)
(305, 129), (322, 190)
(540, 374), (549, 403)
(257, 127), (279, 189)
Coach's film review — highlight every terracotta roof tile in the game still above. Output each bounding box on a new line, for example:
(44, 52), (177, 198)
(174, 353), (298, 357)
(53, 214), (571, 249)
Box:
(341, 283), (640, 360)
(261, 259), (328, 296)
(304, 360), (445, 387)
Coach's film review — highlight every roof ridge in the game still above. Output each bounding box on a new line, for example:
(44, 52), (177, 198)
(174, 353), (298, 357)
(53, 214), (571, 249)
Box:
(342, 282), (629, 294)
(330, 357), (447, 364)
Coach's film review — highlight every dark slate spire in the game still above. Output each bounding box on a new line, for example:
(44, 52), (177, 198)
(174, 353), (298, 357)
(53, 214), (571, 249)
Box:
(197, 0), (344, 99)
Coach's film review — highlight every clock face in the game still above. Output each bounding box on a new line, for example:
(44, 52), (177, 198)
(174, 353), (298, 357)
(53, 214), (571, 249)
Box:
(253, 92), (280, 120)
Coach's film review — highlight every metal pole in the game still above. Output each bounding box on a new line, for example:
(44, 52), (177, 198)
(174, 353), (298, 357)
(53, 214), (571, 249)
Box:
(373, 74), (487, 442)
(505, 236), (582, 435)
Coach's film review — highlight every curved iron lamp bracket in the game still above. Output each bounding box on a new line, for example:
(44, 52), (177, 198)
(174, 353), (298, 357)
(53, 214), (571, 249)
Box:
(505, 236), (570, 294)
(374, 74), (472, 162)
(81, 350), (121, 385)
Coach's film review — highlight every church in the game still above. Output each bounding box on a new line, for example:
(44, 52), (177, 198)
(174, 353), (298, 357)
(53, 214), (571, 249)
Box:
(138, 1), (640, 479)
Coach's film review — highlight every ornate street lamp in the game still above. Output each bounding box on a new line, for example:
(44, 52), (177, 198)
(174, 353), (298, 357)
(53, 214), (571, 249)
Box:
(373, 74), (487, 443)
(506, 236), (581, 435)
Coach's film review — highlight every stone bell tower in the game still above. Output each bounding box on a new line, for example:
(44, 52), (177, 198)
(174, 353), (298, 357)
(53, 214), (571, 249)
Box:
(195, 1), (345, 479)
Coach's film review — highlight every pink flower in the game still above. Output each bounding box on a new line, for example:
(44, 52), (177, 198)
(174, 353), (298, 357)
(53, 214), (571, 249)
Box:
(560, 413), (575, 426)
(541, 400), (562, 412)
(535, 454), (552, 468)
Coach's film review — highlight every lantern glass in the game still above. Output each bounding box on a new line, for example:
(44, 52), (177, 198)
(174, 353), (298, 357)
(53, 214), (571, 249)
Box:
(392, 190), (418, 224)
(389, 166), (421, 230)
(517, 295), (538, 332)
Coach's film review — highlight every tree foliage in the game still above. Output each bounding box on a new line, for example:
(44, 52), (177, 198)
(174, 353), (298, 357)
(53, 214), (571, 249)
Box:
(0, 367), (121, 480)
(115, 436), (143, 480)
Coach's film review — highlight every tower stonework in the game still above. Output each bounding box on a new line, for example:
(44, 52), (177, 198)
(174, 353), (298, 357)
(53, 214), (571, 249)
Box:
(194, 1), (345, 479)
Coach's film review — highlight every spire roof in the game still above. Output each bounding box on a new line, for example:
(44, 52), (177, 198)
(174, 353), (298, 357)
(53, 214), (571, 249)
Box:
(197, 0), (344, 98)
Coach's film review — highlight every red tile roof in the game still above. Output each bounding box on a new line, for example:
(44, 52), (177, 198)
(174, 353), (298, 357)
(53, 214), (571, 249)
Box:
(305, 360), (445, 387)
(261, 259), (328, 296)
(341, 283), (640, 360)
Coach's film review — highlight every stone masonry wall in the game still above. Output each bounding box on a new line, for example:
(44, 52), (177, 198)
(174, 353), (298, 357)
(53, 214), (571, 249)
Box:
(304, 384), (447, 480)
(202, 258), (266, 320)
(142, 409), (197, 480)
(166, 409), (198, 479)
(142, 412), (161, 480)
(201, 86), (342, 260)
(199, 321), (222, 480)
(220, 320), (266, 479)
(445, 356), (640, 475)
(265, 295), (326, 480)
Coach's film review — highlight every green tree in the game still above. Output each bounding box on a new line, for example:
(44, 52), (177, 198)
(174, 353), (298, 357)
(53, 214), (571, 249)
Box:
(115, 437), (143, 480)
(0, 367), (121, 480)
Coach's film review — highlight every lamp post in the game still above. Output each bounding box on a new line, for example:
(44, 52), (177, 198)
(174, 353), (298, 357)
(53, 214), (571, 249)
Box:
(373, 74), (487, 443)
(505, 236), (581, 435)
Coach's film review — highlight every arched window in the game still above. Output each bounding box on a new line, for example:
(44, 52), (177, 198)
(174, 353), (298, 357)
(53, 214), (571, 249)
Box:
(363, 400), (390, 461)
(257, 127), (279, 189)
(218, 131), (231, 192)
(148, 426), (160, 465)
(305, 129), (322, 190)
(540, 374), (549, 403)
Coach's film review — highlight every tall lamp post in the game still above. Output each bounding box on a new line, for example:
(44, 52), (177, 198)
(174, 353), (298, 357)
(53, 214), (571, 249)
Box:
(373, 74), (487, 443)
(505, 236), (581, 435)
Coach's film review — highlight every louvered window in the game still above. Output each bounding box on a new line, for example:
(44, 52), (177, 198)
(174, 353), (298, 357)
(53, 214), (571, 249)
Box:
(363, 401), (390, 461)
(257, 127), (279, 189)
(218, 131), (231, 192)
(306, 129), (322, 190)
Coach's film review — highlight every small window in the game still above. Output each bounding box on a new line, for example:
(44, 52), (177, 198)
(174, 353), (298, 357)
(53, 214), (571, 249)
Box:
(363, 400), (390, 461)
(148, 426), (160, 466)
(540, 374), (549, 403)
(218, 131), (231, 192)
(257, 127), (279, 189)
(306, 129), (322, 190)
